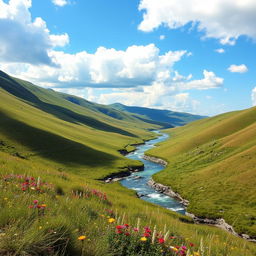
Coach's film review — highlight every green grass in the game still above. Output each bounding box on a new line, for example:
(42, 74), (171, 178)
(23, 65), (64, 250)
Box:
(0, 70), (256, 255)
(147, 107), (256, 237)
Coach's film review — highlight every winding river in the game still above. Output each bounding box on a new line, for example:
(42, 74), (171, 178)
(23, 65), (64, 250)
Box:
(120, 131), (186, 215)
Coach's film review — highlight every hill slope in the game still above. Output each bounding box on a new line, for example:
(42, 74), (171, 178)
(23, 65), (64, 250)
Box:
(147, 107), (256, 237)
(111, 103), (205, 127)
(0, 70), (256, 255)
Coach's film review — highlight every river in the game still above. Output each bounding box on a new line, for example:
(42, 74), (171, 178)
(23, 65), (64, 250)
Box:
(120, 131), (186, 215)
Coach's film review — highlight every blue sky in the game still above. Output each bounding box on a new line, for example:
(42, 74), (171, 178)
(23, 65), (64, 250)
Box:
(0, 0), (256, 116)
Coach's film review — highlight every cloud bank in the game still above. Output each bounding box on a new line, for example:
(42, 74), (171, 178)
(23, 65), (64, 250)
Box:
(0, 0), (69, 65)
(138, 0), (256, 45)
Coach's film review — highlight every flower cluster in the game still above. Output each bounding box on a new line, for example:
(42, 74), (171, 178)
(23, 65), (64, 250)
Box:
(28, 200), (47, 216)
(108, 221), (200, 256)
(71, 187), (109, 202)
(2, 174), (52, 193)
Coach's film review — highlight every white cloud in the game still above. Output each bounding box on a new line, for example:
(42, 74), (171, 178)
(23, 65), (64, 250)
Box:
(180, 70), (223, 90)
(215, 48), (225, 54)
(159, 35), (165, 40)
(227, 64), (248, 73)
(1, 44), (188, 88)
(138, 0), (256, 45)
(0, 0), (69, 65)
(52, 0), (68, 7)
(252, 87), (256, 106)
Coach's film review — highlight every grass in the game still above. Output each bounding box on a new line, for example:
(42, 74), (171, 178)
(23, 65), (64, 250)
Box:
(147, 107), (256, 237)
(0, 70), (256, 255)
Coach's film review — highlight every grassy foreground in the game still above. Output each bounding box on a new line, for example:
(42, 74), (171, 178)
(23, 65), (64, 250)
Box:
(147, 107), (256, 239)
(0, 71), (256, 255)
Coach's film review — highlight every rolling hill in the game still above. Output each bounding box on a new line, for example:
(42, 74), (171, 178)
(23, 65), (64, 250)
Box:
(111, 103), (205, 127)
(147, 107), (256, 237)
(0, 70), (255, 255)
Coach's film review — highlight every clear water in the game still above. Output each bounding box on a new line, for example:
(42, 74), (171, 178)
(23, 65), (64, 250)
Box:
(120, 131), (186, 215)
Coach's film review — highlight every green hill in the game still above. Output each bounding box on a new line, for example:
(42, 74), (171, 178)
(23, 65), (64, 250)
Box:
(0, 70), (255, 255)
(147, 107), (256, 237)
(111, 103), (206, 127)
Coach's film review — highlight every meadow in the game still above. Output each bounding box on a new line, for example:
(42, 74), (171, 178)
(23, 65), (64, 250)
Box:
(0, 71), (256, 255)
(147, 107), (256, 238)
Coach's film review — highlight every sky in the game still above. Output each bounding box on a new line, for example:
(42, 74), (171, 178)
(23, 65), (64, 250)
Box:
(0, 0), (256, 116)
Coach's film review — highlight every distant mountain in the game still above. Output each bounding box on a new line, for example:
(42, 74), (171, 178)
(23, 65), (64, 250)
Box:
(110, 103), (206, 127)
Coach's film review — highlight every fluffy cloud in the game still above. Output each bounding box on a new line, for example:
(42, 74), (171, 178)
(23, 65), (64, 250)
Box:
(182, 70), (223, 90)
(52, 0), (68, 7)
(1, 44), (188, 88)
(227, 64), (248, 73)
(252, 87), (256, 106)
(215, 48), (225, 54)
(0, 0), (69, 65)
(138, 0), (256, 45)
(90, 70), (222, 113)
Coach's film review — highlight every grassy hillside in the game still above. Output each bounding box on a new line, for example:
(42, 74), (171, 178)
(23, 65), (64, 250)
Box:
(111, 103), (206, 127)
(147, 107), (256, 237)
(0, 71), (256, 255)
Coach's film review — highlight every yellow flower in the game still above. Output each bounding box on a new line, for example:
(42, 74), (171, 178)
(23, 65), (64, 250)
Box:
(41, 204), (47, 207)
(140, 237), (147, 242)
(78, 235), (86, 241)
(108, 218), (115, 223)
(193, 252), (200, 256)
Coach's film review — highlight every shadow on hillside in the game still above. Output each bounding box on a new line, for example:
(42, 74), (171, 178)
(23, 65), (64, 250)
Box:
(0, 71), (137, 138)
(0, 111), (117, 167)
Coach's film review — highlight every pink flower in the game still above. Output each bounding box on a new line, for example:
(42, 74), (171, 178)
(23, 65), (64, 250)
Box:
(33, 200), (39, 204)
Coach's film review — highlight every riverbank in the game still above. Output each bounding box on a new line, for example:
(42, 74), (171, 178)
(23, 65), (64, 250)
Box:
(147, 177), (256, 243)
(143, 153), (256, 242)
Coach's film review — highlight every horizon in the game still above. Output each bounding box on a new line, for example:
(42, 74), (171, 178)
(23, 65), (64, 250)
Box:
(0, 0), (256, 116)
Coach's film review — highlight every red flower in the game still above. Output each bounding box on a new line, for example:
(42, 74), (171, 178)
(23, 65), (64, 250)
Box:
(143, 233), (150, 237)
(124, 224), (129, 228)
(158, 238), (165, 244)
(33, 200), (39, 204)
(133, 228), (139, 232)
(125, 232), (130, 236)
(189, 243), (194, 247)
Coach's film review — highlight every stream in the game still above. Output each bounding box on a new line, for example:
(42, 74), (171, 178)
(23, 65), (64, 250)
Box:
(120, 131), (186, 215)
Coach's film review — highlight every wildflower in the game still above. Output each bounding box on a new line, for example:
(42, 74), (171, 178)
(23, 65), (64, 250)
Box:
(33, 200), (39, 204)
(182, 246), (187, 250)
(124, 224), (129, 228)
(41, 204), (47, 208)
(108, 218), (115, 223)
(133, 228), (139, 232)
(143, 232), (150, 237)
(193, 252), (200, 256)
(125, 232), (130, 236)
(189, 243), (194, 247)
(140, 237), (147, 242)
(78, 235), (86, 241)
(170, 247), (178, 252)
(158, 238), (165, 244)
(116, 225), (124, 229)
